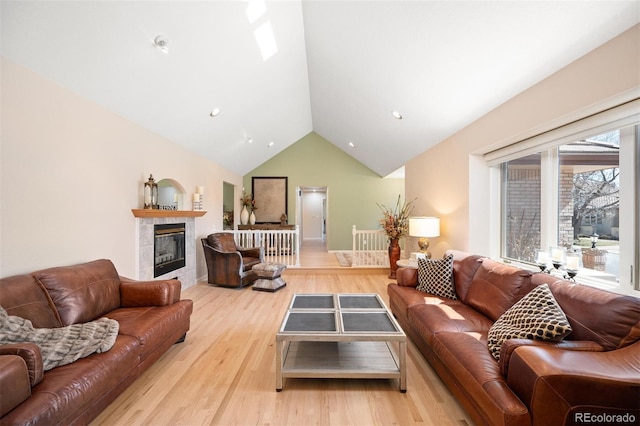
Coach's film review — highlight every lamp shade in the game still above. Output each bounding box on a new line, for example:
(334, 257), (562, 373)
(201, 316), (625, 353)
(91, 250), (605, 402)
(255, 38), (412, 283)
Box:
(409, 217), (440, 238)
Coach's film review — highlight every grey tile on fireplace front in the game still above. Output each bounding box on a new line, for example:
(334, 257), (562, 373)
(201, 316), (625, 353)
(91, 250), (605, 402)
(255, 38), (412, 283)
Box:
(135, 215), (198, 288)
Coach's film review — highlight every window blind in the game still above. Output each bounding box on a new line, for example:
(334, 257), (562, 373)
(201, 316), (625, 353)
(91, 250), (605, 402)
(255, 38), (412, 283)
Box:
(484, 98), (640, 166)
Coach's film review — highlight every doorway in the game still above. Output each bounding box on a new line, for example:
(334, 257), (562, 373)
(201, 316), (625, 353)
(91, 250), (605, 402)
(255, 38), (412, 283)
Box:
(296, 186), (328, 247)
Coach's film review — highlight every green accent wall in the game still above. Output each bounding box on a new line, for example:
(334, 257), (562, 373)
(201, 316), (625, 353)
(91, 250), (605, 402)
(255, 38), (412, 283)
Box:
(243, 132), (405, 250)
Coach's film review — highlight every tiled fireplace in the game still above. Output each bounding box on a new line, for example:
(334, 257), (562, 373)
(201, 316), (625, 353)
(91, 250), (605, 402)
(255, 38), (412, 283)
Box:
(135, 215), (197, 288)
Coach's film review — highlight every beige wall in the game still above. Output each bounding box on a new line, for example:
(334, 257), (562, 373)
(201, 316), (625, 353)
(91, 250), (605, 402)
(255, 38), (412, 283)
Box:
(0, 57), (242, 281)
(406, 24), (640, 259)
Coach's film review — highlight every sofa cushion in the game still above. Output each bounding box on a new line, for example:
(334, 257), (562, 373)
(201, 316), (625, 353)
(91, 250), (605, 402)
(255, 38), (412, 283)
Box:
(446, 251), (484, 302)
(108, 301), (192, 363)
(408, 301), (493, 345)
(417, 254), (457, 299)
(532, 273), (640, 350)
(0, 274), (61, 328)
(431, 331), (530, 425)
(487, 284), (572, 361)
(465, 259), (533, 321)
(387, 284), (432, 326)
(33, 260), (121, 326)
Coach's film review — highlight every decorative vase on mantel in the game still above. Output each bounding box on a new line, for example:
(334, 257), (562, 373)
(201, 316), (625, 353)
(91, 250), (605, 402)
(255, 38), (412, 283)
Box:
(240, 205), (249, 225)
(249, 211), (256, 225)
(388, 238), (401, 279)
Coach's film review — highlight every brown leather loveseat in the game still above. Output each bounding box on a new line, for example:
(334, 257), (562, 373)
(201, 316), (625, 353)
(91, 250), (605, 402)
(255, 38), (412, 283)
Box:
(388, 250), (640, 425)
(0, 259), (193, 425)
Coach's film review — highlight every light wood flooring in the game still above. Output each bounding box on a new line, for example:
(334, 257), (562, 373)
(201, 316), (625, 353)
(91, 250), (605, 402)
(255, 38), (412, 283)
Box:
(91, 239), (472, 426)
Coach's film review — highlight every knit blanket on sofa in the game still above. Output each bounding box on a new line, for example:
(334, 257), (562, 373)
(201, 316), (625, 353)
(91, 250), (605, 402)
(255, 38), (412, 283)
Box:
(0, 307), (119, 371)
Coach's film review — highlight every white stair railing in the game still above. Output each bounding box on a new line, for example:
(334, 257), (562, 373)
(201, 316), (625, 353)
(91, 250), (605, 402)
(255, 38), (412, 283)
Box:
(232, 226), (300, 267)
(351, 225), (390, 267)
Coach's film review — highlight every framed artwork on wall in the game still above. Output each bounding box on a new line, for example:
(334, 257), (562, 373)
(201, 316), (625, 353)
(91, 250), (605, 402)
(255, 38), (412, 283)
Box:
(252, 177), (288, 224)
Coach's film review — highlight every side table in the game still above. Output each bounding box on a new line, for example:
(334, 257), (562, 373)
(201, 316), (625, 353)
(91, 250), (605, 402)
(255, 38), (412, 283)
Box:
(252, 262), (287, 292)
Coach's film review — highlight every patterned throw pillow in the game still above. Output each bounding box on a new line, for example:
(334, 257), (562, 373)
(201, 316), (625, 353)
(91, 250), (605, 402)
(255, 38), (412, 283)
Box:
(417, 254), (457, 299)
(487, 283), (572, 361)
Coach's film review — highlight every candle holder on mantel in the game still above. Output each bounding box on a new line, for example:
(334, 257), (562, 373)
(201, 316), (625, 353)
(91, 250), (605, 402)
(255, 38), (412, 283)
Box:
(192, 193), (203, 211)
(143, 174), (159, 209)
(192, 186), (204, 211)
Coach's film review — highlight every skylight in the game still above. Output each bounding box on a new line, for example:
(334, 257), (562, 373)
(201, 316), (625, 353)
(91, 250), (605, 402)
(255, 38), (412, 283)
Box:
(245, 0), (277, 61)
(254, 21), (278, 61)
(245, 0), (266, 24)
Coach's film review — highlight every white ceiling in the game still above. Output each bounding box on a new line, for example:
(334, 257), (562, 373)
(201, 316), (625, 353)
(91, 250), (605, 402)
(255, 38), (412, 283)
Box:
(2, 1), (638, 177)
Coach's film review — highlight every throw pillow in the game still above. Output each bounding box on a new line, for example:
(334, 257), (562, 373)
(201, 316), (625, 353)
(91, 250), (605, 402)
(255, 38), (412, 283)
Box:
(417, 254), (457, 299)
(487, 283), (572, 361)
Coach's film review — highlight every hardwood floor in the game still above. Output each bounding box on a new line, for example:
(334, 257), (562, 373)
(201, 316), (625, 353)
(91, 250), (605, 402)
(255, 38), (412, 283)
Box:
(91, 240), (472, 425)
(298, 238), (342, 268)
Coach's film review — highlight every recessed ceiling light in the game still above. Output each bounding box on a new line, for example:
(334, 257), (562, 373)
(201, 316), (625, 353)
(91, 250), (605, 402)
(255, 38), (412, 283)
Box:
(153, 35), (169, 54)
(391, 110), (403, 120)
(267, 141), (275, 147)
(348, 142), (355, 148)
(246, 137), (253, 144)
(209, 108), (221, 117)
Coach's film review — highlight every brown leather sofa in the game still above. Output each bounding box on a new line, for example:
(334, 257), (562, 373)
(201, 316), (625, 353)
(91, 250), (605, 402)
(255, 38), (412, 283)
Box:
(0, 259), (193, 425)
(388, 250), (640, 426)
(201, 232), (264, 288)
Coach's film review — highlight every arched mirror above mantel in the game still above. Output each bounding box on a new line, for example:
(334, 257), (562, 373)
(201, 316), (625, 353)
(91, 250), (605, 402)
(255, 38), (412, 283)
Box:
(132, 177), (206, 218)
(157, 178), (186, 210)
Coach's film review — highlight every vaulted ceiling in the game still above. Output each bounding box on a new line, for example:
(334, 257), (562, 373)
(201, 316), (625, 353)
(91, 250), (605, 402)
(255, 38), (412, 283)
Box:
(2, 1), (638, 177)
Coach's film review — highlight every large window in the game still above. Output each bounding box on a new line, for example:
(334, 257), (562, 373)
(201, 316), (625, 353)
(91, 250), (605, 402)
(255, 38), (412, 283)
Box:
(558, 132), (620, 282)
(498, 124), (637, 292)
(502, 153), (541, 264)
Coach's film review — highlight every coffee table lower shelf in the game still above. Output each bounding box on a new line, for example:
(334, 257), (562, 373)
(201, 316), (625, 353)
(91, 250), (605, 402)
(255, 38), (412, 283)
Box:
(276, 340), (406, 392)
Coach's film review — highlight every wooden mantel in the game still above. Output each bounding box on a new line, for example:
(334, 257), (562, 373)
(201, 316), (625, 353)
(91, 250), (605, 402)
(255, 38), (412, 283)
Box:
(131, 209), (207, 218)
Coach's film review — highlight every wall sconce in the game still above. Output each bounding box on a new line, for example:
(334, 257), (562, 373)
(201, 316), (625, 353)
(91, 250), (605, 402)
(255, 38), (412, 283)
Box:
(144, 174), (159, 209)
(409, 217), (440, 259)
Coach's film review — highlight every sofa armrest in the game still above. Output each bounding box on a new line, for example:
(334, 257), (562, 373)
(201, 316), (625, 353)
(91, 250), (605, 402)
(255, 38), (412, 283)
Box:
(396, 267), (418, 287)
(500, 339), (604, 377)
(507, 342), (640, 425)
(0, 343), (44, 386)
(119, 277), (182, 307)
(0, 354), (32, 417)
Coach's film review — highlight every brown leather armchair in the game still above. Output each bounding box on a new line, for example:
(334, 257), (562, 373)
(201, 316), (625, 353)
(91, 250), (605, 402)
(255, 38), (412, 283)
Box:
(201, 233), (264, 288)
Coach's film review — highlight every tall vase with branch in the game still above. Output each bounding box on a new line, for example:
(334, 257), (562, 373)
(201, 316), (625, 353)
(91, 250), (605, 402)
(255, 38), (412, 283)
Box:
(378, 195), (416, 279)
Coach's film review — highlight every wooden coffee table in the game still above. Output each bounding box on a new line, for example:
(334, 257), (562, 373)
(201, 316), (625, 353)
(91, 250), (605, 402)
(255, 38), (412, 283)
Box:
(275, 293), (406, 392)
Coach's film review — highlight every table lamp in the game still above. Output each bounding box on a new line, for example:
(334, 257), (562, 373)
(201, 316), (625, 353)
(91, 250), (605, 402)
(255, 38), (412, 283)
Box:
(409, 217), (440, 259)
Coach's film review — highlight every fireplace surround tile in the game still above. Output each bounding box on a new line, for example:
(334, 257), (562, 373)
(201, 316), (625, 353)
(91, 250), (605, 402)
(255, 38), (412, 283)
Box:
(136, 216), (197, 288)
